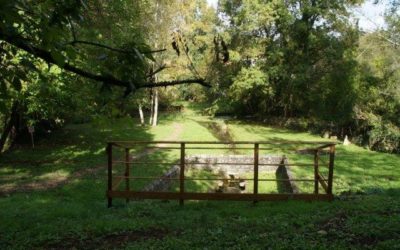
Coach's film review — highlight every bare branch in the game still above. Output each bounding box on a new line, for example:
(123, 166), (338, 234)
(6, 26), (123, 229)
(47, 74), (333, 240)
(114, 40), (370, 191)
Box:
(138, 78), (210, 89)
(69, 40), (167, 54)
(354, 8), (399, 47)
(67, 16), (77, 41)
(142, 48), (167, 54)
(69, 40), (136, 54)
(376, 33), (399, 47)
(147, 64), (168, 78)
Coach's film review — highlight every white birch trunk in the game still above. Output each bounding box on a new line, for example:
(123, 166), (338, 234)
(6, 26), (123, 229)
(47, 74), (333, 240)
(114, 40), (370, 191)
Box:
(149, 91), (154, 125)
(152, 89), (158, 127)
(138, 104), (145, 126)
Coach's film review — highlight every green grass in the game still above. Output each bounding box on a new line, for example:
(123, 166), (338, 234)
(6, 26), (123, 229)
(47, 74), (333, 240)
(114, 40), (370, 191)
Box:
(244, 172), (280, 193)
(170, 168), (220, 193)
(0, 105), (399, 249)
(227, 120), (400, 194)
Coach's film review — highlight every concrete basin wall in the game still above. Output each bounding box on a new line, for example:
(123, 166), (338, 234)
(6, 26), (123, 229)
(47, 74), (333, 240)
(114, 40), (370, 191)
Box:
(142, 155), (299, 194)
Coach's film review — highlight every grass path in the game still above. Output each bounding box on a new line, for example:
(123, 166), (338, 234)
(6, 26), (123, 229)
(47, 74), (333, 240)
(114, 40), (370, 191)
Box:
(132, 123), (183, 159)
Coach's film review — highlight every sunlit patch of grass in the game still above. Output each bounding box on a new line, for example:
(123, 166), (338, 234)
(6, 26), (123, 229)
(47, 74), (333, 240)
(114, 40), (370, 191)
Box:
(224, 118), (400, 195)
(35, 170), (70, 181)
(245, 172), (279, 193)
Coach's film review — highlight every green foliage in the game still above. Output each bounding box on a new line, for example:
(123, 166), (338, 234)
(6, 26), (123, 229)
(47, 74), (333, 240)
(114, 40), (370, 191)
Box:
(212, 0), (361, 122)
(228, 67), (273, 114)
(368, 123), (400, 153)
(0, 0), (160, 146)
(204, 0), (400, 153)
(353, 28), (400, 152)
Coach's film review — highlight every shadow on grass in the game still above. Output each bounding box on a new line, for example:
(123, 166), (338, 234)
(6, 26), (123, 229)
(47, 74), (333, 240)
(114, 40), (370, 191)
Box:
(0, 117), (155, 194)
(1, 179), (399, 249)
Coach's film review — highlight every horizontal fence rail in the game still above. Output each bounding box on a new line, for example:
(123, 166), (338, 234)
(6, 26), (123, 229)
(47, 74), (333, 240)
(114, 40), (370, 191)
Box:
(106, 141), (336, 207)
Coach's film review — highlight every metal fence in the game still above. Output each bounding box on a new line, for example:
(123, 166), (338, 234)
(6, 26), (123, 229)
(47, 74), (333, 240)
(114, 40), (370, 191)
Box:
(106, 141), (336, 207)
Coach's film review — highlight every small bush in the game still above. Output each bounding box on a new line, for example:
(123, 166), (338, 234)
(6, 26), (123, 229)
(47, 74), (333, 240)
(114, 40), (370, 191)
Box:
(369, 123), (400, 153)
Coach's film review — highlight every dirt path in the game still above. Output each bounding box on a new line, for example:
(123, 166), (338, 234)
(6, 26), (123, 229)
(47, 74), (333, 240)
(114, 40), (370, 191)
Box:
(132, 123), (183, 159)
(0, 123), (184, 196)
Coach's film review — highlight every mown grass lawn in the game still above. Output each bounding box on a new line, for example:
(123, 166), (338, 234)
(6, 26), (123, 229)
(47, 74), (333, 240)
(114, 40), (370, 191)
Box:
(0, 106), (399, 249)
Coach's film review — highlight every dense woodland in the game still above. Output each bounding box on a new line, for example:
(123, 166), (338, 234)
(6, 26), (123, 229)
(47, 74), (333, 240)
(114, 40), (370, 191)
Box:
(0, 0), (399, 153)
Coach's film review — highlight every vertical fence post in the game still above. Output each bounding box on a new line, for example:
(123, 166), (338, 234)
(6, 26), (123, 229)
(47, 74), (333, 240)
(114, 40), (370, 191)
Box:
(314, 149), (319, 194)
(327, 145), (335, 195)
(253, 143), (259, 203)
(180, 143), (185, 206)
(107, 143), (113, 208)
(125, 148), (130, 203)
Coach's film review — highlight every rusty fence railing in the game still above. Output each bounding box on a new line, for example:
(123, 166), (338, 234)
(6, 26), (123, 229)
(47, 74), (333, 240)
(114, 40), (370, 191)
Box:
(106, 141), (336, 207)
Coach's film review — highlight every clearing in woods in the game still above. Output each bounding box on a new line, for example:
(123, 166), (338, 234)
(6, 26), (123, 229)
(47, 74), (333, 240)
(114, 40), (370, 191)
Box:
(0, 105), (399, 249)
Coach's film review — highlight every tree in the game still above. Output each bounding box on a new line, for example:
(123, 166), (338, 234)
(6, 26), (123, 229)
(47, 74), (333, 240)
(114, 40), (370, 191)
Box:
(134, 0), (218, 126)
(228, 67), (274, 115)
(213, 0), (361, 124)
(353, 28), (400, 152)
(0, 0), (210, 152)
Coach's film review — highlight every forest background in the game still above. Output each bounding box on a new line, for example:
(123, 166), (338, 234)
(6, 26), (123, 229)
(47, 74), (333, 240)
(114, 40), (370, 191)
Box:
(0, 0), (399, 154)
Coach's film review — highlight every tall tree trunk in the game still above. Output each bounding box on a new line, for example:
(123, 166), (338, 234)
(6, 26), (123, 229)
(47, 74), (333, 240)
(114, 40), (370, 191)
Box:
(149, 90), (154, 125)
(152, 89), (158, 127)
(138, 104), (145, 126)
(0, 101), (19, 153)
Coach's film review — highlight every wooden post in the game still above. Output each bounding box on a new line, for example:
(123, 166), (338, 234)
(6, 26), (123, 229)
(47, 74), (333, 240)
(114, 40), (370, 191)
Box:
(253, 143), (259, 203)
(107, 143), (113, 208)
(179, 143), (185, 206)
(327, 145), (335, 195)
(125, 148), (130, 203)
(314, 149), (319, 194)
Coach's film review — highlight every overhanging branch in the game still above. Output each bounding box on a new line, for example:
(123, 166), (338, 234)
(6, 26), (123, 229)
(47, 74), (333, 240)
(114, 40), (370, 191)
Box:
(147, 64), (168, 78)
(0, 31), (210, 89)
(138, 78), (210, 89)
(69, 40), (167, 54)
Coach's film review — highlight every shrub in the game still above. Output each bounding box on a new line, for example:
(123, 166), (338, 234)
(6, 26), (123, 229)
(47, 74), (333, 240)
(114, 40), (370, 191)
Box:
(369, 123), (400, 153)
(228, 67), (274, 115)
